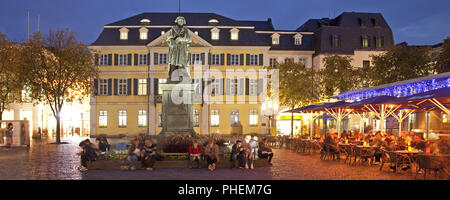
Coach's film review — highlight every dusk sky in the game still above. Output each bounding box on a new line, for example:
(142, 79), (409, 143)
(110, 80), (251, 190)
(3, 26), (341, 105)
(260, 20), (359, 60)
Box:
(1, 0), (449, 45)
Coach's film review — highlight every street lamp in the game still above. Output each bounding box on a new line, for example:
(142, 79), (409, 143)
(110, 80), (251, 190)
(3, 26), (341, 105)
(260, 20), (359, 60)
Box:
(262, 101), (279, 135)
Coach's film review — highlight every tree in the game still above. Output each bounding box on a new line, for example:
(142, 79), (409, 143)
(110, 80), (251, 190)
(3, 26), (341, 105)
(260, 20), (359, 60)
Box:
(0, 32), (24, 120)
(320, 55), (361, 97)
(278, 61), (320, 136)
(21, 30), (98, 143)
(368, 43), (433, 86)
(435, 38), (450, 73)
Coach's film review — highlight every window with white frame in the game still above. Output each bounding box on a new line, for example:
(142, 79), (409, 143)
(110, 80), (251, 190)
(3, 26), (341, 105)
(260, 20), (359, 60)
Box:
(98, 79), (108, 96)
(249, 79), (258, 96)
(119, 27), (129, 40)
(138, 79), (147, 95)
(99, 54), (108, 66)
(249, 54), (259, 65)
(158, 78), (167, 95)
(159, 53), (167, 65)
(230, 109), (239, 126)
(211, 54), (220, 65)
(139, 27), (148, 40)
(211, 27), (220, 40)
(269, 58), (277, 67)
(230, 28), (239, 40)
(99, 110), (108, 128)
(118, 53), (128, 66)
(294, 33), (302, 45)
(191, 53), (201, 65)
(118, 110), (127, 127)
(211, 78), (220, 96)
(194, 109), (200, 127)
(210, 109), (220, 127)
(230, 79), (238, 95)
(118, 79), (128, 95)
(138, 54), (147, 65)
(193, 79), (202, 96)
(138, 109), (147, 127)
(230, 54), (239, 65)
(271, 33), (280, 45)
(249, 109), (258, 126)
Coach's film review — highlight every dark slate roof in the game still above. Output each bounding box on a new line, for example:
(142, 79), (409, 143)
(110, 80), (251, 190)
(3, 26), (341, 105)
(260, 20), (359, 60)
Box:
(239, 19), (274, 31)
(256, 33), (315, 51)
(190, 28), (268, 46)
(301, 12), (395, 54)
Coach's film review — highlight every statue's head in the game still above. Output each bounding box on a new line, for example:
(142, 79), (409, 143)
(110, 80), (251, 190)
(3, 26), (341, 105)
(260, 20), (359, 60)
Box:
(175, 16), (186, 26)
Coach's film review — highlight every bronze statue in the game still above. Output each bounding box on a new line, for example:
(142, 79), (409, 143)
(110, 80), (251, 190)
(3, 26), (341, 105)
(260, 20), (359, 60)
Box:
(167, 16), (192, 82)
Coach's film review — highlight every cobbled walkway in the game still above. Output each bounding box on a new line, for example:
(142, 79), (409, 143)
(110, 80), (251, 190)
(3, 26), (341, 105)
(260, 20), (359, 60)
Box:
(0, 138), (418, 180)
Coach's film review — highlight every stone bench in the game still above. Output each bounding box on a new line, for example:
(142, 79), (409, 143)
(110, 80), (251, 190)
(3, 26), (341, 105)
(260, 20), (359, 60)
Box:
(86, 157), (270, 170)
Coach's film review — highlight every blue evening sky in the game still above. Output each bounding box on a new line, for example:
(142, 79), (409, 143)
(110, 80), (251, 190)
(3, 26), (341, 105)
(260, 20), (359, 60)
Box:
(0, 0), (449, 45)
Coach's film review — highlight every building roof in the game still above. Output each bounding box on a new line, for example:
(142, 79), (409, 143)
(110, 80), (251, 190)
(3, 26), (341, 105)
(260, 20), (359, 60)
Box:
(90, 12), (313, 50)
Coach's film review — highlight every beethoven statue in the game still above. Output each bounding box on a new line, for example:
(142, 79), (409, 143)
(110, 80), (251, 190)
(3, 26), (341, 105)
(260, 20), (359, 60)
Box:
(166, 16), (192, 82)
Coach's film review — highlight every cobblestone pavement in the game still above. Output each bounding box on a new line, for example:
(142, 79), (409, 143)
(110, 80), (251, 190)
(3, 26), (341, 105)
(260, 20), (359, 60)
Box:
(0, 138), (420, 180)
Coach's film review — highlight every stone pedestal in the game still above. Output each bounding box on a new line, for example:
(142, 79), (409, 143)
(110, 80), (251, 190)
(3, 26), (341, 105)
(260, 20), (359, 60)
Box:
(160, 83), (196, 135)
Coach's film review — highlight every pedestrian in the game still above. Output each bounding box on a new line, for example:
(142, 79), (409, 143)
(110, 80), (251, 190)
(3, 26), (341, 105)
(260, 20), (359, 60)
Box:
(5, 123), (13, 148)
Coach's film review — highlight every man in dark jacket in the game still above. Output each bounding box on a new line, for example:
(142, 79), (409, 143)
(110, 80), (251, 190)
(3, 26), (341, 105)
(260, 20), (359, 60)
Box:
(141, 139), (157, 171)
(230, 140), (243, 168)
(77, 140), (98, 172)
(324, 132), (340, 159)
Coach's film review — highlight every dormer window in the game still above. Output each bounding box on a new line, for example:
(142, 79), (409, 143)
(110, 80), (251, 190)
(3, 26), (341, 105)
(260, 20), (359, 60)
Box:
(230, 28), (239, 40)
(371, 18), (378, 26)
(211, 27), (220, 40)
(271, 33), (280, 45)
(139, 27), (148, 40)
(293, 33), (302, 45)
(119, 27), (129, 40)
(358, 18), (365, 26)
(208, 19), (219, 24)
(161, 31), (165, 35)
(140, 18), (151, 25)
(194, 31), (198, 35)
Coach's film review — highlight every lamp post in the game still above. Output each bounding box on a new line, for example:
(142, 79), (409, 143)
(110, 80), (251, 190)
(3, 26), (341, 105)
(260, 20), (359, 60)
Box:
(262, 101), (279, 136)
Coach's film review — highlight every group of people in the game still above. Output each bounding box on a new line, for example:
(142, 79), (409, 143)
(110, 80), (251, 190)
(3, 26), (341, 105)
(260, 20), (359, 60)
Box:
(76, 137), (110, 172)
(1, 123), (14, 148)
(121, 138), (158, 171)
(230, 136), (274, 169)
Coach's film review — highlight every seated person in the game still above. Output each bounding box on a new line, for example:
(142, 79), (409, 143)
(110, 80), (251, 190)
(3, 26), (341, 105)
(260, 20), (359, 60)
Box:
(100, 136), (110, 152)
(77, 140), (98, 172)
(141, 138), (157, 171)
(95, 137), (107, 155)
(324, 132), (340, 159)
(258, 138), (274, 165)
(230, 139), (244, 168)
(205, 139), (219, 171)
(411, 135), (426, 151)
(188, 140), (202, 168)
(370, 132), (386, 164)
(121, 139), (142, 171)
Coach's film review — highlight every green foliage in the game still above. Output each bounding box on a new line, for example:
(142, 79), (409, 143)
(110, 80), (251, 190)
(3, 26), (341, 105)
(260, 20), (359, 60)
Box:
(0, 32), (25, 120)
(278, 61), (319, 109)
(435, 38), (450, 73)
(319, 55), (361, 97)
(368, 44), (433, 86)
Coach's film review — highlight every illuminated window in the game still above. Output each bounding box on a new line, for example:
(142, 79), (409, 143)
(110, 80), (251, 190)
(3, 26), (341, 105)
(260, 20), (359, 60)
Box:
(332, 35), (341, 48)
(2, 110), (14, 120)
(158, 78), (167, 94)
(294, 33), (302, 45)
(118, 110), (127, 127)
(138, 109), (147, 127)
(211, 27), (220, 40)
(376, 36), (384, 48)
(211, 78), (221, 96)
(230, 28), (239, 40)
(98, 79), (108, 96)
(210, 109), (220, 127)
(361, 35), (369, 48)
(119, 27), (129, 40)
(99, 110), (108, 128)
(138, 79), (147, 95)
(271, 33), (280, 45)
(230, 110), (239, 126)
(249, 109), (258, 126)
(139, 27), (148, 40)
